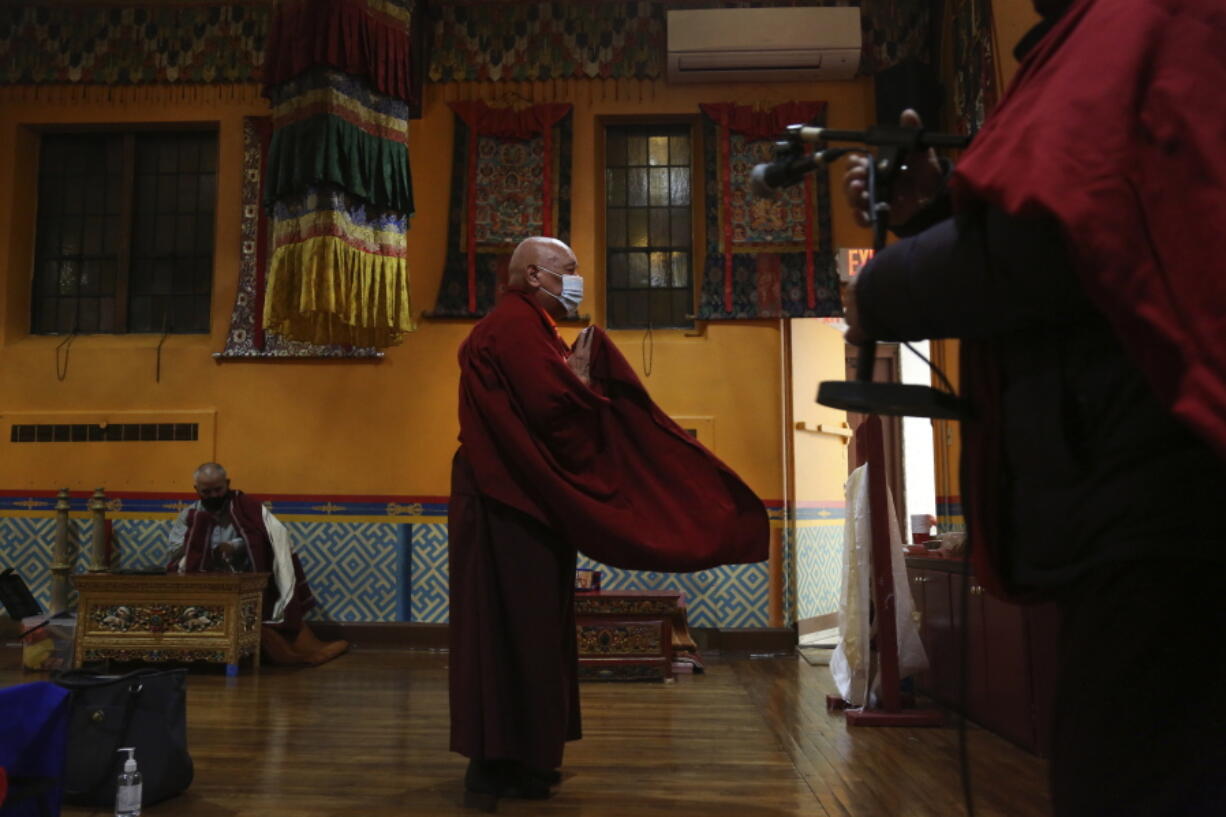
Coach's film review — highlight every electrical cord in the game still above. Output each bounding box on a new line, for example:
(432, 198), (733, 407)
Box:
(642, 322), (654, 377)
(55, 332), (76, 381)
(959, 533), (976, 817)
(156, 313), (171, 383)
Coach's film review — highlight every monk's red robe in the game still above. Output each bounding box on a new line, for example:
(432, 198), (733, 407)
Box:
(169, 490), (315, 632)
(449, 290), (769, 769)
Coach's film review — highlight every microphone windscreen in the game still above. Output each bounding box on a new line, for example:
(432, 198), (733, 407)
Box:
(750, 164), (780, 199)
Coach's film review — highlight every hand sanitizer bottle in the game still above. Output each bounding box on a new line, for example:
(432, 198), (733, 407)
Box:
(115, 747), (142, 817)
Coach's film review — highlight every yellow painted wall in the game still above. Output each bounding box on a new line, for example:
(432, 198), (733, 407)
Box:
(789, 318), (851, 502)
(992, 0), (1042, 86)
(0, 78), (873, 501)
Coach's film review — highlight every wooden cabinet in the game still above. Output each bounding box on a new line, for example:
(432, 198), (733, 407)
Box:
(908, 568), (958, 704)
(906, 559), (1060, 755)
(574, 590), (679, 682)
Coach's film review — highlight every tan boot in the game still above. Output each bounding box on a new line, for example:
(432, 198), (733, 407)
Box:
(291, 622), (327, 653)
(306, 639), (350, 666)
(261, 625), (309, 665)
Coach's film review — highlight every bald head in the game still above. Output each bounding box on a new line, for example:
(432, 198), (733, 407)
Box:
(193, 462), (230, 503)
(507, 237), (576, 286)
(507, 237), (580, 319)
(194, 462), (226, 482)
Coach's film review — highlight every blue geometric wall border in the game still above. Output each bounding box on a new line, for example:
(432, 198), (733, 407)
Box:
(796, 524), (844, 620)
(2, 493), (840, 627)
(411, 523), (449, 623)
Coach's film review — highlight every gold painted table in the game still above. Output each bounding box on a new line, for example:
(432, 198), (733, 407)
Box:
(575, 590), (681, 682)
(71, 573), (267, 676)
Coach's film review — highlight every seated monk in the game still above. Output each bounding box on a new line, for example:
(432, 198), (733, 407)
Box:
(166, 462), (348, 666)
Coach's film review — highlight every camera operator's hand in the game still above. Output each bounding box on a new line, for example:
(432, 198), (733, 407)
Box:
(842, 109), (944, 228)
(842, 279), (869, 347)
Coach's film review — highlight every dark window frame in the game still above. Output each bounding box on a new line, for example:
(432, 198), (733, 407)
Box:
(601, 118), (699, 330)
(31, 125), (219, 336)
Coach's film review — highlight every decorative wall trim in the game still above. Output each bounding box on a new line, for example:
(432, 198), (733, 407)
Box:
(427, 0), (931, 82)
(0, 3), (269, 85)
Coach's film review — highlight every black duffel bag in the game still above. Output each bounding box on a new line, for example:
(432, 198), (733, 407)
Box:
(54, 668), (194, 807)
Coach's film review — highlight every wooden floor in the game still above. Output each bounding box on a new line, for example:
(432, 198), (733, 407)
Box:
(3, 650), (1052, 817)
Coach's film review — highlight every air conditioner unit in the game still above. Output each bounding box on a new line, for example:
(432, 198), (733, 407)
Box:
(666, 7), (862, 84)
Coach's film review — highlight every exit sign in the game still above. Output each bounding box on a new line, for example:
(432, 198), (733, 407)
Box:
(837, 248), (875, 282)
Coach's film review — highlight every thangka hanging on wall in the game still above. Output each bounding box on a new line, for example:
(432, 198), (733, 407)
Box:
(427, 0), (928, 83)
(217, 116), (382, 359)
(951, 0), (999, 135)
(431, 102), (572, 318)
(0, 3), (268, 84)
(697, 102), (839, 320)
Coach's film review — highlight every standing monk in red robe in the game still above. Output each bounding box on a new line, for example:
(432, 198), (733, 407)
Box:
(450, 237), (769, 802)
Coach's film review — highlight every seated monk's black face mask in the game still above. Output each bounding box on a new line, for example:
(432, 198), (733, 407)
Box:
(200, 491), (231, 513)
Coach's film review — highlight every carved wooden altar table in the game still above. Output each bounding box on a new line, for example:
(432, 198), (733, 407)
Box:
(71, 573), (268, 676)
(575, 590), (691, 682)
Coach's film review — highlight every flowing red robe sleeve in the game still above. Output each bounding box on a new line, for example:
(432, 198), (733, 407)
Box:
(458, 292), (769, 572)
(953, 0), (1226, 460)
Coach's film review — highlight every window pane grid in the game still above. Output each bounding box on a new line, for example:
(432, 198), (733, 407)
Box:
(33, 134), (116, 334)
(605, 124), (693, 329)
(129, 132), (216, 333)
(32, 130), (217, 335)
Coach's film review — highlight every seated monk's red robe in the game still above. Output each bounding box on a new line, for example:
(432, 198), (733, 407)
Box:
(449, 289), (769, 771)
(168, 490), (316, 633)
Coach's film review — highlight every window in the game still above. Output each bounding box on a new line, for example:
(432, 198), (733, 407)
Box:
(604, 124), (694, 329)
(32, 129), (218, 335)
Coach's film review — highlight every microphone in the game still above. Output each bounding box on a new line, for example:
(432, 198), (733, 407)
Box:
(749, 154), (820, 198)
(789, 124), (971, 150)
(751, 123), (972, 198)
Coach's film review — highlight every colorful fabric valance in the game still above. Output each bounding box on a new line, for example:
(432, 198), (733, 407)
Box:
(263, 188), (412, 348)
(697, 102), (839, 320)
(261, 0), (417, 348)
(265, 68), (413, 213)
(220, 117), (382, 358)
(263, 0), (423, 114)
(431, 101), (573, 318)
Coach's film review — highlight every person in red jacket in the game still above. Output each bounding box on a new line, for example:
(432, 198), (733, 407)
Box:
(450, 237), (768, 801)
(842, 1), (1226, 813)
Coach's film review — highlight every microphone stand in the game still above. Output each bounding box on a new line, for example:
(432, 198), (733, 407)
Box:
(801, 125), (964, 728)
(809, 125), (969, 421)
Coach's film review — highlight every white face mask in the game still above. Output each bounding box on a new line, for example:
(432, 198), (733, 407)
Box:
(535, 265), (584, 316)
